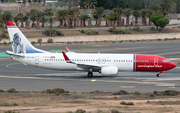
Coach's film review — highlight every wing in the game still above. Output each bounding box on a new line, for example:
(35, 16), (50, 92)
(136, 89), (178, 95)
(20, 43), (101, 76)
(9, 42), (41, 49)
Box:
(62, 51), (101, 71)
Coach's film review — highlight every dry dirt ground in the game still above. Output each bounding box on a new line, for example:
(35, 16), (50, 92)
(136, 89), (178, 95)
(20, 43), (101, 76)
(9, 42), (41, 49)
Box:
(19, 27), (180, 38)
(0, 92), (180, 113)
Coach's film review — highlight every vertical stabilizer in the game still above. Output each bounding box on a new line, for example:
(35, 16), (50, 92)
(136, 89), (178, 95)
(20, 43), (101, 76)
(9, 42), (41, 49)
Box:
(6, 21), (47, 54)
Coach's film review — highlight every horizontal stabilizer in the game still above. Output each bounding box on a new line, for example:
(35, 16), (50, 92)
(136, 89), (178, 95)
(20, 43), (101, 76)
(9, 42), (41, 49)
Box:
(6, 50), (25, 58)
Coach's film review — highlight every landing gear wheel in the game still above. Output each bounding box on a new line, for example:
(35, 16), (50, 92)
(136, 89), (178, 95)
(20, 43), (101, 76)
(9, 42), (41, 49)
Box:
(157, 73), (160, 77)
(87, 72), (93, 77)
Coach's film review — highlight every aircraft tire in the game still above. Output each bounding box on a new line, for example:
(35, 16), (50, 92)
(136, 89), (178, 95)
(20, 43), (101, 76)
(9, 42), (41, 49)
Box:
(157, 74), (160, 77)
(87, 72), (93, 77)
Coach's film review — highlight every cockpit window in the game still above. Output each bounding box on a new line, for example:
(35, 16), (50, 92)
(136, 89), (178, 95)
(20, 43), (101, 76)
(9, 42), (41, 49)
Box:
(163, 60), (169, 62)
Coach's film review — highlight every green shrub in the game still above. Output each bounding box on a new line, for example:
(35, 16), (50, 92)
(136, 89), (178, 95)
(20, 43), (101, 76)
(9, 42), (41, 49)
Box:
(0, 102), (9, 106)
(108, 28), (113, 32)
(7, 88), (17, 93)
(126, 102), (134, 105)
(40, 90), (45, 93)
(163, 90), (180, 96)
(116, 28), (132, 34)
(149, 27), (158, 31)
(66, 112), (73, 113)
(46, 89), (52, 93)
(153, 91), (158, 95)
(51, 88), (65, 94)
(133, 91), (141, 95)
(0, 89), (5, 93)
(43, 30), (51, 36)
(150, 13), (164, 29)
(56, 30), (63, 36)
(76, 109), (86, 113)
(37, 38), (42, 44)
(47, 38), (53, 43)
(110, 110), (120, 113)
(31, 41), (36, 45)
(156, 18), (169, 31)
(133, 26), (143, 32)
(120, 101), (126, 105)
(80, 30), (85, 33)
(116, 90), (128, 95)
(85, 29), (99, 35)
(4, 110), (20, 113)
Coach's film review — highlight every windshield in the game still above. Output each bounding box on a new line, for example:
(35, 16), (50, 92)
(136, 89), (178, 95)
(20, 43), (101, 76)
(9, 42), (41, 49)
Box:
(163, 60), (169, 62)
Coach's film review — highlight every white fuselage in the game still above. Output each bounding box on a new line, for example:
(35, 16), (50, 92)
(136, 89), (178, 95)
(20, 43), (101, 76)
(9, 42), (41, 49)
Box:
(12, 53), (134, 72)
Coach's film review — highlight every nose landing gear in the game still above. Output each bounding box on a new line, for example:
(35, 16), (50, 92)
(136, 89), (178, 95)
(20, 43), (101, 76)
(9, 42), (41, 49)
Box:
(156, 73), (160, 77)
(156, 71), (166, 77)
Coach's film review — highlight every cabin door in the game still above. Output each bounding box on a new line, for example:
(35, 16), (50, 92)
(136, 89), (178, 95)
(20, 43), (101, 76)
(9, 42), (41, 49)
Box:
(35, 56), (39, 64)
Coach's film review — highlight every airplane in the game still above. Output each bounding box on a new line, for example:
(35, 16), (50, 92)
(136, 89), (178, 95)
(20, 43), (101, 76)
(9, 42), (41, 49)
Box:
(5, 21), (176, 77)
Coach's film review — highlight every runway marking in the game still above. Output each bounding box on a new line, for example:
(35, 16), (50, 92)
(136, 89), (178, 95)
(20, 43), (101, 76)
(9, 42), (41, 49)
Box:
(6, 63), (21, 68)
(114, 47), (144, 50)
(119, 86), (135, 88)
(91, 79), (96, 82)
(169, 87), (176, 88)
(91, 45), (108, 47)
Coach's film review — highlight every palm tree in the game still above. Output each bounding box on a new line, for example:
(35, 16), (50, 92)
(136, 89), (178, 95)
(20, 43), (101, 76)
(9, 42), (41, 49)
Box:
(106, 12), (119, 32)
(133, 10), (140, 26)
(25, 12), (30, 29)
(67, 7), (77, 28)
(29, 9), (38, 27)
(160, 2), (170, 16)
(79, 14), (90, 27)
(93, 13), (98, 27)
(147, 10), (153, 26)
(36, 11), (43, 29)
(95, 7), (105, 27)
(14, 16), (19, 27)
(113, 7), (123, 27)
(83, 0), (97, 27)
(102, 14), (109, 27)
(123, 8), (131, 27)
(17, 13), (24, 28)
(40, 16), (48, 27)
(49, 17), (54, 29)
(23, 16), (28, 28)
(150, 4), (159, 13)
(141, 9), (148, 26)
(73, 8), (80, 28)
(56, 9), (67, 28)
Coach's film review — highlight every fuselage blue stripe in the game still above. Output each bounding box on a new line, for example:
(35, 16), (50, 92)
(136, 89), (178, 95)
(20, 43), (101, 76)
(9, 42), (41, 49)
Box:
(133, 54), (135, 71)
(7, 26), (17, 28)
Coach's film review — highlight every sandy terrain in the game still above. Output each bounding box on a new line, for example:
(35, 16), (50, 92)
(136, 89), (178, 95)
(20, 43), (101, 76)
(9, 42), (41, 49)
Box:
(0, 92), (180, 113)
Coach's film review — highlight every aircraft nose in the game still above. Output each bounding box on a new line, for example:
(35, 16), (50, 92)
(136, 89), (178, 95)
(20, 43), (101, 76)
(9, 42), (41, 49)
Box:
(169, 62), (176, 69)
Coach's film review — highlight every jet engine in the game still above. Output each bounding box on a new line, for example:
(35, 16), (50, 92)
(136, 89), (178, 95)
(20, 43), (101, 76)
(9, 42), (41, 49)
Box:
(101, 67), (118, 75)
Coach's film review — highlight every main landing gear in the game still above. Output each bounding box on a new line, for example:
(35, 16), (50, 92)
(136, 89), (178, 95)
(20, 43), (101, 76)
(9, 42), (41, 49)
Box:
(87, 72), (93, 77)
(156, 73), (160, 77)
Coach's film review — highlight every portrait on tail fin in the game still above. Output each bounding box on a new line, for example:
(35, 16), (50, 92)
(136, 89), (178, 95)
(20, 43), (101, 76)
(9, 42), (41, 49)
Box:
(11, 33), (26, 54)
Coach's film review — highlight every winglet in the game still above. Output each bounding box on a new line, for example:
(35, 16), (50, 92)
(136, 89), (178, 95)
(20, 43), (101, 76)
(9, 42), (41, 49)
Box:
(62, 51), (72, 63)
(6, 21), (16, 27)
(65, 47), (70, 52)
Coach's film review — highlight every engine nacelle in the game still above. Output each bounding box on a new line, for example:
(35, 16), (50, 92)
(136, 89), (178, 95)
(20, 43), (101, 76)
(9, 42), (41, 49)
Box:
(101, 67), (118, 75)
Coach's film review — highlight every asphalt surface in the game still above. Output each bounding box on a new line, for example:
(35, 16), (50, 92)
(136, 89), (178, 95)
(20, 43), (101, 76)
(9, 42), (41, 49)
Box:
(0, 41), (180, 92)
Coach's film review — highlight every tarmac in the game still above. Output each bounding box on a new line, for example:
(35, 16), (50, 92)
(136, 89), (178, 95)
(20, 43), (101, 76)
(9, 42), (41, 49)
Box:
(0, 41), (180, 92)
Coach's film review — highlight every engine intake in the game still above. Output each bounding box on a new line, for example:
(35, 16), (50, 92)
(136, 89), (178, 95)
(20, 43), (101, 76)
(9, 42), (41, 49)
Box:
(101, 67), (118, 75)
